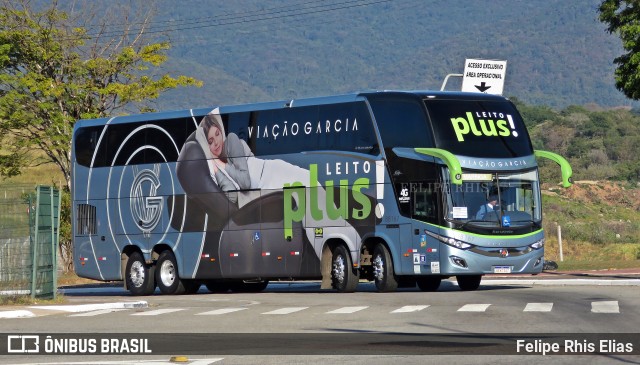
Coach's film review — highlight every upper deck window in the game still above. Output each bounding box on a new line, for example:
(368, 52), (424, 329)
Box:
(368, 96), (434, 150)
(230, 101), (379, 156)
(425, 99), (533, 158)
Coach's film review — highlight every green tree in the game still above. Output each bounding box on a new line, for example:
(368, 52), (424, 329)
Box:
(599, 0), (640, 100)
(0, 1), (202, 189)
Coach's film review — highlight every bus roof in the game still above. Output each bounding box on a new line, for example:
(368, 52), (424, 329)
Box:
(73, 90), (509, 130)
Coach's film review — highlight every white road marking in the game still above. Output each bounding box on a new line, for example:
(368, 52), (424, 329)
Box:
(262, 307), (308, 315)
(0, 310), (35, 318)
(523, 303), (554, 312)
(391, 305), (430, 313)
(130, 308), (185, 316)
(457, 304), (491, 312)
(30, 301), (148, 313)
(326, 306), (369, 314)
(69, 308), (129, 317)
(196, 308), (248, 315)
(591, 301), (619, 313)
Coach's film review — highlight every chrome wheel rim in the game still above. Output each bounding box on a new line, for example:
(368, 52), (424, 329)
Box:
(130, 261), (145, 288)
(373, 255), (384, 281)
(332, 255), (345, 284)
(160, 260), (176, 287)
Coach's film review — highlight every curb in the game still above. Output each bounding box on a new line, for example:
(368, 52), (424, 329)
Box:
(481, 278), (640, 286)
(0, 300), (148, 319)
(0, 310), (36, 319)
(29, 300), (148, 312)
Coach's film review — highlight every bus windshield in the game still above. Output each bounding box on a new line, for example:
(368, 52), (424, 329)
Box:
(425, 99), (533, 158)
(444, 170), (541, 228)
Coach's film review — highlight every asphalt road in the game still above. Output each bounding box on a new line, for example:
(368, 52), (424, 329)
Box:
(1, 277), (639, 364)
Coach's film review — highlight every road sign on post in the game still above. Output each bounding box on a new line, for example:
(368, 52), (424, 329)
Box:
(461, 59), (507, 95)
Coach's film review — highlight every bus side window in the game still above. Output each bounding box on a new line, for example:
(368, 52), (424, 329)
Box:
(74, 126), (105, 167)
(367, 96), (434, 152)
(412, 182), (438, 224)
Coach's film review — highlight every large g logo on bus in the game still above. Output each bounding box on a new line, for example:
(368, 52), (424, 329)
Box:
(130, 165), (163, 235)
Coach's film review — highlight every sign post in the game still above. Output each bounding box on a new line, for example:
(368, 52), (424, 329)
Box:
(461, 58), (507, 95)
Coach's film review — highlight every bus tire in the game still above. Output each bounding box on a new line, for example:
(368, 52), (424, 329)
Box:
(416, 276), (441, 292)
(456, 275), (482, 291)
(331, 245), (359, 293)
(156, 250), (186, 295)
(372, 243), (398, 292)
(125, 251), (155, 296)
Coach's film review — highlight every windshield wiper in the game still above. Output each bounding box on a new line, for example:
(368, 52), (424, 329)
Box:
(457, 219), (495, 230)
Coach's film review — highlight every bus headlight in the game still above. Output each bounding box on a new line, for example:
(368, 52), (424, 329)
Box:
(445, 237), (473, 250)
(529, 238), (545, 250)
(425, 231), (474, 250)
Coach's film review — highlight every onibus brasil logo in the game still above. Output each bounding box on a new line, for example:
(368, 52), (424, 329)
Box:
(130, 165), (163, 236)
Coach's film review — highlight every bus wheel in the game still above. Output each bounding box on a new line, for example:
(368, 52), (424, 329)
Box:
(416, 276), (441, 292)
(372, 244), (398, 292)
(456, 275), (482, 291)
(205, 281), (230, 293)
(156, 250), (186, 295)
(331, 245), (359, 293)
(125, 251), (155, 296)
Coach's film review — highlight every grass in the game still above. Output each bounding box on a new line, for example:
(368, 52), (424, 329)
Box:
(542, 192), (640, 245)
(540, 183), (640, 271)
(0, 293), (67, 306)
(0, 163), (65, 187)
(555, 259), (640, 272)
(57, 271), (106, 287)
(0, 272), (104, 307)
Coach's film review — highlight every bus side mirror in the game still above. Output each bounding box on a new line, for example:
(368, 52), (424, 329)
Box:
(415, 148), (463, 185)
(534, 150), (573, 188)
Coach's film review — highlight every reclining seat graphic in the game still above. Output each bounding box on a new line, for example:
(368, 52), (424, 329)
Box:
(173, 129), (320, 279)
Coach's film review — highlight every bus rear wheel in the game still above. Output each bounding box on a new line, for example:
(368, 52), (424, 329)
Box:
(372, 243), (398, 292)
(125, 251), (155, 296)
(156, 250), (188, 295)
(331, 245), (359, 293)
(416, 276), (441, 292)
(456, 275), (482, 291)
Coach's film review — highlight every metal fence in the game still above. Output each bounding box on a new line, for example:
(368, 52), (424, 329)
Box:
(0, 185), (60, 299)
(29, 186), (61, 299)
(0, 185), (31, 295)
(0, 185), (31, 238)
(0, 237), (31, 295)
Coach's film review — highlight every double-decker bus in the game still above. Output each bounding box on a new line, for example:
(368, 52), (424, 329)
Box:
(72, 90), (572, 295)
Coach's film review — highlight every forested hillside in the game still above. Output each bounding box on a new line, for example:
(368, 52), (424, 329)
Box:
(49, 0), (634, 111)
(514, 99), (640, 183)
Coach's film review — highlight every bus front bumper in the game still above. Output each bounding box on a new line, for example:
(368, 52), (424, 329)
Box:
(438, 244), (545, 275)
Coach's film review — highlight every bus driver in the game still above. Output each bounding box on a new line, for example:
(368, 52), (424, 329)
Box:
(476, 194), (499, 220)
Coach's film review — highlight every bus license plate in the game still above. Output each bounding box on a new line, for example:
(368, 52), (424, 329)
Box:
(493, 266), (511, 274)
